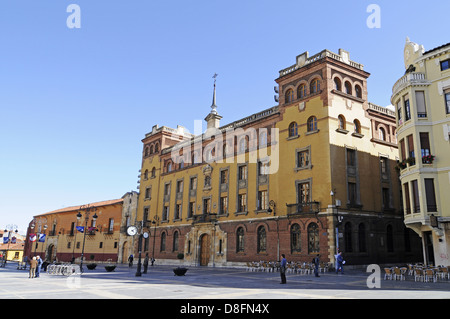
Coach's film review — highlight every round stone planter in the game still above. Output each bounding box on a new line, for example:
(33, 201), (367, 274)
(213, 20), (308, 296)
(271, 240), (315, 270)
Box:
(173, 267), (188, 276)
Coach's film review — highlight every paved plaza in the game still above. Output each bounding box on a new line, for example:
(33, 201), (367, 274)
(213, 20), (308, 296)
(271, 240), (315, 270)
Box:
(1, 262), (450, 300)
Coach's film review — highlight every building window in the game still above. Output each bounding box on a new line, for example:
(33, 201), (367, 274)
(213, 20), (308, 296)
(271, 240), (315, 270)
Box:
(203, 198), (211, 214)
(355, 84), (362, 98)
(348, 182), (357, 205)
(338, 115), (346, 130)
(108, 218), (114, 233)
(190, 177), (197, 191)
(378, 127), (386, 141)
(285, 89), (294, 103)
(310, 79), (320, 94)
(334, 78), (341, 91)
(257, 226), (267, 253)
(297, 181), (310, 204)
(290, 224), (301, 253)
(219, 196), (228, 215)
(188, 202), (195, 218)
(145, 187), (151, 199)
(424, 179), (437, 212)
(440, 59), (450, 71)
(259, 131), (267, 147)
(397, 101), (403, 125)
(238, 165), (247, 181)
(345, 81), (352, 95)
(415, 91), (427, 118)
(151, 167), (156, 178)
(307, 222), (320, 253)
(258, 161), (269, 176)
(160, 232), (166, 252)
(175, 204), (182, 220)
(347, 148), (356, 167)
(404, 96), (411, 121)
(238, 194), (247, 212)
(298, 84), (307, 99)
(236, 227), (245, 252)
(403, 183), (411, 214)
(289, 122), (298, 137)
(344, 222), (352, 252)
(353, 119), (361, 134)
(382, 187), (390, 210)
(257, 190), (268, 210)
(220, 169), (228, 184)
(307, 116), (318, 132)
(173, 231), (179, 252)
(445, 89), (450, 114)
(420, 132), (431, 160)
(296, 149), (310, 169)
(407, 134), (415, 165)
(162, 206), (169, 221)
(411, 180), (420, 213)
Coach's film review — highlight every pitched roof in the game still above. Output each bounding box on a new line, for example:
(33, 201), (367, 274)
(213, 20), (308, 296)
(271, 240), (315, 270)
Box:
(35, 198), (123, 217)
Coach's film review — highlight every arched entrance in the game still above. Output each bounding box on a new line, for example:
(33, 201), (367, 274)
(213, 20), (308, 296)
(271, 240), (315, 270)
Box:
(46, 244), (55, 262)
(199, 234), (210, 266)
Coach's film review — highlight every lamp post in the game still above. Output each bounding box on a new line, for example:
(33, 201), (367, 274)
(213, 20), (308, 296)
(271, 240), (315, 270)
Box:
(151, 215), (160, 266)
(135, 221), (144, 277)
(76, 205), (98, 273)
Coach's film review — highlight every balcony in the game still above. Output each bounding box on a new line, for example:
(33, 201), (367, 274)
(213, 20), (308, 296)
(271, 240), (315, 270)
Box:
(392, 72), (431, 98)
(191, 213), (217, 225)
(286, 201), (320, 216)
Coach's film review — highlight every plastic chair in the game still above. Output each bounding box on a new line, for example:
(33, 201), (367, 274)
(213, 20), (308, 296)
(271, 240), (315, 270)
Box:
(384, 268), (393, 280)
(414, 269), (424, 282)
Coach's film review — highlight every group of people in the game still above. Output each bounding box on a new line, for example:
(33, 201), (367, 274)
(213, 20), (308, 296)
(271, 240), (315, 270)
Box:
(278, 251), (345, 284)
(28, 256), (43, 278)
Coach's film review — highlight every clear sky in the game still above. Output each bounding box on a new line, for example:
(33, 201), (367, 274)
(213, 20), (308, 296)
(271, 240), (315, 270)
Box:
(0, 0), (448, 234)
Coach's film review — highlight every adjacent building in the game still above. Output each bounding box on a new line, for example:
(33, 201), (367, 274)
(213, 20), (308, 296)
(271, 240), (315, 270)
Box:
(137, 48), (422, 267)
(391, 38), (450, 266)
(23, 192), (139, 263)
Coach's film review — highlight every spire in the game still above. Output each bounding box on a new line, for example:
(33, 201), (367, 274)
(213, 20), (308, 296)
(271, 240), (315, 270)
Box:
(210, 73), (218, 114)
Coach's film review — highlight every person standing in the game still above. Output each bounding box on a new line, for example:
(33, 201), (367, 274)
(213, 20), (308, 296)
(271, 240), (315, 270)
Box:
(29, 257), (37, 278)
(143, 253), (149, 274)
(128, 254), (134, 268)
(313, 254), (320, 277)
(280, 254), (287, 284)
(336, 251), (344, 274)
(35, 256), (43, 278)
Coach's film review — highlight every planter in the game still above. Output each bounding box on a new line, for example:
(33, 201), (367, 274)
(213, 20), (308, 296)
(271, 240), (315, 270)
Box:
(173, 267), (188, 276)
(86, 263), (97, 270)
(105, 265), (116, 272)
(422, 155), (435, 164)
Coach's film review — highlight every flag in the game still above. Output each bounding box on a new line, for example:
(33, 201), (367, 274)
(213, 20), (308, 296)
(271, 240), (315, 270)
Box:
(76, 226), (84, 233)
(38, 234), (46, 242)
(2, 236), (8, 244)
(29, 233), (37, 242)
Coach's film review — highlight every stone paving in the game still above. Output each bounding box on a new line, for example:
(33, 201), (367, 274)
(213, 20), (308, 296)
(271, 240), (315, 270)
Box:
(1, 262), (450, 300)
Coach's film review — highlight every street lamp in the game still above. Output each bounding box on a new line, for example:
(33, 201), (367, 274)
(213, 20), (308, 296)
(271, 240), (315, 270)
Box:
(76, 205), (98, 273)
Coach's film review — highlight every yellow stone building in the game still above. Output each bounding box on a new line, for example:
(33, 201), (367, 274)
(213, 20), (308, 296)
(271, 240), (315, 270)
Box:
(137, 48), (422, 267)
(391, 39), (450, 266)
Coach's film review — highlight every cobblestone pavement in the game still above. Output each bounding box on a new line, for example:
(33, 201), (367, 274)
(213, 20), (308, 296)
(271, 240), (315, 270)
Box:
(1, 263), (450, 299)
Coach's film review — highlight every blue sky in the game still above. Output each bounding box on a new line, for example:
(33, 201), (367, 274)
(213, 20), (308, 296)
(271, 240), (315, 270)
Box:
(0, 0), (448, 234)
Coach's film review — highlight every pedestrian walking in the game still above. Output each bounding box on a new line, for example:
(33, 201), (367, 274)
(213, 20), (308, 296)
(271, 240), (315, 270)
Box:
(280, 254), (287, 284)
(313, 254), (320, 277)
(128, 254), (134, 268)
(29, 257), (37, 278)
(336, 251), (345, 274)
(36, 256), (43, 278)
(143, 253), (149, 274)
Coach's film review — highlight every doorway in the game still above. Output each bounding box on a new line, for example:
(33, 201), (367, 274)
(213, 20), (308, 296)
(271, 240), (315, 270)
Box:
(199, 234), (210, 266)
(423, 231), (435, 266)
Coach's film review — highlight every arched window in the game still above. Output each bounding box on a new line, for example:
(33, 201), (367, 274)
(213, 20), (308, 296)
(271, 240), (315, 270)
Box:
(344, 222), (353, 252)
(379, 127), (386, 141)
(310, 79), (320, 94)
(144, 169), (148, 180)
(173, 231), (179, 252)
(179, 159), (184, 169)
(150, 145), (154, 154)
(338, 115), (346, 130)
(345, 81), (352, 95)
(290, 223), (301, 253)
(154, 143), (159, 153)
(236, 227), (245, 252)
(257, 226), (267, 253)
(308, 223), (320, 253)
(239, 137), (247, 153)
(289, 122), (298, 137)
(285, 89), (294, 103)
(151, 167), (156, 178)
(307, 116), (318, 132)
(353, 119), (361, 134)
(358, 223), (366, 252)
(144, 147), (149, 157)
(297, 84), (307, 99)
(160, 232), (166, 252)
(334, 78), (342, 91)
(167, 162), (172, 173)
(355, 84), (362, 98)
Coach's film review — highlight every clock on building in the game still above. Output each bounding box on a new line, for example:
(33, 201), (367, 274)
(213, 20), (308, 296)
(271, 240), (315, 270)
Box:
(126, 226), (138, 236)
